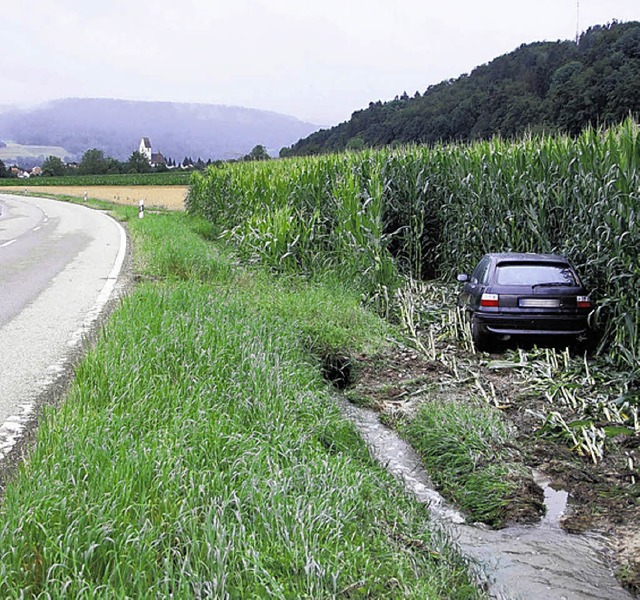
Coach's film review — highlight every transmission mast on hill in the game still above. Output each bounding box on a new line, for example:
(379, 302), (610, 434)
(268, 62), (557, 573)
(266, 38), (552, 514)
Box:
(576, 1), (580, 44)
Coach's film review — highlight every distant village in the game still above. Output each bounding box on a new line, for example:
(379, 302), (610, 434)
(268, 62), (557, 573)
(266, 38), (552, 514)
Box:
(1, 137), (204, 179)
(0, 136), (271, 179)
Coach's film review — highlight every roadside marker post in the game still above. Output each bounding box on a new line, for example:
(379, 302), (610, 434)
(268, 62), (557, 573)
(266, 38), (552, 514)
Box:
(139, 199), (145, 219)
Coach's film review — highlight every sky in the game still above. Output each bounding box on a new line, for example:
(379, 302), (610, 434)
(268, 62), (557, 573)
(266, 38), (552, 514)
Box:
(2, 0), (640, 126)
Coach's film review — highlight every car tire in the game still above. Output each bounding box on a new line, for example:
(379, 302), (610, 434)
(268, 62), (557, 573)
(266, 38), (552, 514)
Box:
(471, 316), (492, 352)
(570, 331), (598, 355)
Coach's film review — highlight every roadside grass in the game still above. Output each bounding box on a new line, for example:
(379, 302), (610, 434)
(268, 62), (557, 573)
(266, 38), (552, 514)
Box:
(130, 213), (390, 365)
(0, 211), (480, 598)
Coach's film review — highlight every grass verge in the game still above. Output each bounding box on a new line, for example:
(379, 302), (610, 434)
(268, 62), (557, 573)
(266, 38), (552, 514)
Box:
(0, 209), (480, 598)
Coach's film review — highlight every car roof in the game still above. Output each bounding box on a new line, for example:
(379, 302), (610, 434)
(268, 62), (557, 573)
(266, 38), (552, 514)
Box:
(483, 252), (571, 265)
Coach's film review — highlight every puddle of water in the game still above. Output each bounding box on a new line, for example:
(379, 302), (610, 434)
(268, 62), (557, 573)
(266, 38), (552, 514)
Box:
(533, 469), (570, 528)
(337, 397), (633, 600)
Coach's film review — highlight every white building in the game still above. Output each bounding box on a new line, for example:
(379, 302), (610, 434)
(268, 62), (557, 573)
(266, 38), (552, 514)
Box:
(138, 137), (166, 166)
(139, 137), (152, 162)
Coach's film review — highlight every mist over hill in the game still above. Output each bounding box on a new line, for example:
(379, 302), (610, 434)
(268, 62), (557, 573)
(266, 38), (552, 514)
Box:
(0, 98), (320, 162)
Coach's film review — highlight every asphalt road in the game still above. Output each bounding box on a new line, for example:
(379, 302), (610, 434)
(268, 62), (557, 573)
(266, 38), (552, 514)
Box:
(0, 194), (126, 461)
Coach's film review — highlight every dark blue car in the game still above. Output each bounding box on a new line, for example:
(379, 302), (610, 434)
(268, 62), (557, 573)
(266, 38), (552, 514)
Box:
(457, 253), (592, 350)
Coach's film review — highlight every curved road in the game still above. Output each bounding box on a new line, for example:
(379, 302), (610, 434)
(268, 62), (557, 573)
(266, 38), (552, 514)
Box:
(0, 194), (126, 460)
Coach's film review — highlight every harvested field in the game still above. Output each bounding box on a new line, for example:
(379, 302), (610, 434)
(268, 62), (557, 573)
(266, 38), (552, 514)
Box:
(2, 186), (188, 211)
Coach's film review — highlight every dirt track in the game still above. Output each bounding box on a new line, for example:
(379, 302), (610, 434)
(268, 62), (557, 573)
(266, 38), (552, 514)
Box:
(2, 186), (188, 211)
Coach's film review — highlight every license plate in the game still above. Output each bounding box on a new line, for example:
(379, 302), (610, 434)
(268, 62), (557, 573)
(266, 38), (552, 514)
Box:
(519, 298), (560, 308)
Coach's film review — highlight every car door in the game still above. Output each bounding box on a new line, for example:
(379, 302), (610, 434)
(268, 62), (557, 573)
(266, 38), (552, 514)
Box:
(461, 256), (491, 311)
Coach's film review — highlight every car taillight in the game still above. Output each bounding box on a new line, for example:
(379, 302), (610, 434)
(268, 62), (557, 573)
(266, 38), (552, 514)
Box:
(480, 293), (499, 307)
(577, 296), (591, 309)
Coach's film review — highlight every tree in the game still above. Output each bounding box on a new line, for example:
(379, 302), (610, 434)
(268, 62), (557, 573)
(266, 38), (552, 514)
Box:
(243, 144), (271, 161)
(125, 151), (151, 174)
(41, 155), (67, 177)
(346, 137), (365, 151)
(79, 149), (108, 175)
(548, 61), (589, 134)
(104, 157), (123, 174)
(0, 159), (7, 178)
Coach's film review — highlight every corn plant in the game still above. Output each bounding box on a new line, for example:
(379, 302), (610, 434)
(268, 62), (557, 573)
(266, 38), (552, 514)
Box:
(187, 119), (640, 376)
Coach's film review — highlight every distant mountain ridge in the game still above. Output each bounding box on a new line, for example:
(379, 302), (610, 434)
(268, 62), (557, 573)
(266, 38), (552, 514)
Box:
(0, 98), (320, 162)
(282, 21), (640, 156)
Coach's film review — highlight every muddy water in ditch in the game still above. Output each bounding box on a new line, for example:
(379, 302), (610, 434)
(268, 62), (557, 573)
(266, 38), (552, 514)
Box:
(337, 397), (633, 600)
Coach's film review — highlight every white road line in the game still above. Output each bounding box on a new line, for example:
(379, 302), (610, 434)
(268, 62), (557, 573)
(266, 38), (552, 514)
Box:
(66, 218), (127, 349)
(1, 239), (17, 248)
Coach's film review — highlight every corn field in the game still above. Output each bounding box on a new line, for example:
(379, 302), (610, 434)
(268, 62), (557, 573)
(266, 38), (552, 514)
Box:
(187, 119), (640, 374)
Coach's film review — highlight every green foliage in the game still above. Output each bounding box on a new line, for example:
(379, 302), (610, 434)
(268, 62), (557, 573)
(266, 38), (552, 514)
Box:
(41, 155), (67, 177)
(400, 400), (521, 527)
(128, 213), (390, 360)
(187, 152), (399, 315)
(129, 213), (233, 283)
(125, 150), (152, 174)
(243, 144), (271, 161)
(0, 171), (191, 187)
(78, 148), (109, 175)
(0, 158), (6, 178)
(282, 21), (640, 156)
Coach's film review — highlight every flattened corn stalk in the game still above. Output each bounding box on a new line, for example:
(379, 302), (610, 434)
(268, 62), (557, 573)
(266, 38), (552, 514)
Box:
(392, 281), (638, 464)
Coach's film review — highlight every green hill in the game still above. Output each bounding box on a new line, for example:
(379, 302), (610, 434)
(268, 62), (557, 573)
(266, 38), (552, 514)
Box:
(281, 21), (640, 156)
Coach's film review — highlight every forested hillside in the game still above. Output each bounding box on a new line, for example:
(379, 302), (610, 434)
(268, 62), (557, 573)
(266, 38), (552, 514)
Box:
(281, 21), (640, 156)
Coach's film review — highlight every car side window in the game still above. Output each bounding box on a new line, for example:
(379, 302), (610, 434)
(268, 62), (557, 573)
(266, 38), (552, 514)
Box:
(471, 258), (490, 284)
(479, 261), (492, 284)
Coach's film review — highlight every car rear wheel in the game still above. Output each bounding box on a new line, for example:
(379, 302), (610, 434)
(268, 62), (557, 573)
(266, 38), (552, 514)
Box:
(471, 316), (492, 352)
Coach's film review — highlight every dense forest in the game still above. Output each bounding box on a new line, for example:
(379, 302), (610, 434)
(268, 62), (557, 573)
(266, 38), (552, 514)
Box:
(281, 21), (640, 156)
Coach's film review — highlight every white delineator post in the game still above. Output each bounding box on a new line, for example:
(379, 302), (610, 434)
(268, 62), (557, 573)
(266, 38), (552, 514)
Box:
(139, 199), (145, 219)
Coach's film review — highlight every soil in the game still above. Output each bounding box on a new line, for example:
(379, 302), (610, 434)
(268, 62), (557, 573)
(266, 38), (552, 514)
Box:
(346, 342), (640, 595)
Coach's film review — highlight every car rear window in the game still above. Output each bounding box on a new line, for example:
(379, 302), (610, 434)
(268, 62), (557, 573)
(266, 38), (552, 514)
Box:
(496, 263), (577, 286)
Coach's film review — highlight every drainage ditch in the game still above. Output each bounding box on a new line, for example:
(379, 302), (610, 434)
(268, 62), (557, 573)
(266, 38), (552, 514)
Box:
(337, 396), (633, 600)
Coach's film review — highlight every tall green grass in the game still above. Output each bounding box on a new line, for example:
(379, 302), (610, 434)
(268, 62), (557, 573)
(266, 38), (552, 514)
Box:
(187, 119), (640, 373)
(400, 400), (528, 527)
(0, 212), (479, 598)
